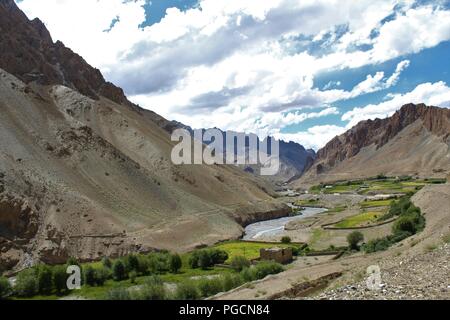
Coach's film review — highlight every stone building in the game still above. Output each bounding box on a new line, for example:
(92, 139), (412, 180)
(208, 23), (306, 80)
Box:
(260, 247), (293, 264)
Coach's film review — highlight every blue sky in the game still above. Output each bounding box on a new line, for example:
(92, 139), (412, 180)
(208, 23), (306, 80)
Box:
(17, 0), (450, 149)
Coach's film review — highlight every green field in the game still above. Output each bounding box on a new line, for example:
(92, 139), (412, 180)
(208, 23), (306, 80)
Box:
(334, 211), (383, 228)
(213, 241), (302, 263)
(360, 199), (392, 208)
(310, 177), (446, 195)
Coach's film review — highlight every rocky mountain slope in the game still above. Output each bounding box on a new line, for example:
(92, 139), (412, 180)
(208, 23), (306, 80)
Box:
(294, 104), (450, 187)
(0, 0), (288, 271)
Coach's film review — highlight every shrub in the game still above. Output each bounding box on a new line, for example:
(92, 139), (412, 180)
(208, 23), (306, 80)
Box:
(107, 287), (131, 300)
(129, 271), (138, 284)
(221, 274), (243, 292)
(240, 267), (257, 282)
(189, 249), (228, 270)
(102, 257), (112, 269)
(137, 256), (150, 275)
(135, 276), (167, 300)
(112, 260), (127, 281)
(281, 236), (292, 244)
(15, 269), (38, 297)
(347, 231), (364, 250)
(175, 281), (200, 300)
(254, 262), (284, 279)
(52, 266), (68, 294)
(230, 256), (251, 272)
(84, 266), (97, 286)
(209, 249), (228, 265)
(290, 246), (300, 256)
(125, 254), (140, 273)
(148, 253), (170, 274)
(0, 276), (12, 300)
(169, 254), (182, 274)
(95, 267), (111, 286)
(198, 278), (223, 298)
(37, 265), (53, 294)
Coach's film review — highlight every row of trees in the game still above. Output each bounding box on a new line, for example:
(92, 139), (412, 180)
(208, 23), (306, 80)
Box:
(106, 261), (284, 300)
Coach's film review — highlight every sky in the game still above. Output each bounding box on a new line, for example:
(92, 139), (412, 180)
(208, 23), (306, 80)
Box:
(16, 0), (450, 150)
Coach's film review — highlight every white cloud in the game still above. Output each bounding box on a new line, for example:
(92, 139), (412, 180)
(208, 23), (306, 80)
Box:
(275, 125), (347, 150)
(342, 81), (450, 128)
(15, 0), (450, 147)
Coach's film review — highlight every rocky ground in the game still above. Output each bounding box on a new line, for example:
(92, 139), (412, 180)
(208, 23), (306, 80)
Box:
(313, 243), (450, 300)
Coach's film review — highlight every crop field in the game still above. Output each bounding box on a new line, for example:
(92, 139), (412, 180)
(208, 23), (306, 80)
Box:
(310, 177), (446, 195)
(360, 200), (392, 208)
(334, 211), (383, 228)
(213, 241), (302, 262)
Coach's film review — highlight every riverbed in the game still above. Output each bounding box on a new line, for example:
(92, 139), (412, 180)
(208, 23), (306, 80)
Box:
(243, 207), (327, 241)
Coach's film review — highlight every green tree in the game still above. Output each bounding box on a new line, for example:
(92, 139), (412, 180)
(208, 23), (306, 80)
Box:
(230, 256), (251, 272)
(198, 251), (213, 270)
(15, 270), (38, 297)
(0, 276), (12, 300)
(281, 236), (292, 244)
(52, 266), (68, 294)
(347, 231), (364, 250)
(84, 266), (97, 286)
(175, 281), (200, 300)
(169, 254), (182, 274)
(126, 254), (140, 273)
(37, 265), (53, 294)
(112, 260), (127, 281)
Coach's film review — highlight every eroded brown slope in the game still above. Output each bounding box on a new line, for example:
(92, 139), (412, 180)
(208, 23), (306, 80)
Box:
(295, 104), (450, 186)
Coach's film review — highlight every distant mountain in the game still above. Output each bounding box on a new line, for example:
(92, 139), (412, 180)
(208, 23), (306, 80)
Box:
(0, 0), (289, 271)
(165, 123), (316, 182)
(294, 103), (450, 187)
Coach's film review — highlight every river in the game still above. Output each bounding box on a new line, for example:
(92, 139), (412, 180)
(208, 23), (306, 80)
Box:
(243, 207), (327, 241)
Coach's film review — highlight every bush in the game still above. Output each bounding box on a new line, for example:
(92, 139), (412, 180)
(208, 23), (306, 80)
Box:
(15, 269), (38, 297)
(107, 287), (131, 300)
(254, 262), (284, 279)
(148, 253), (170, 274)
(137, 256), (150, 275)
(125, 254), (140, 273)
(84, 266), (97, 286)
(0, 276), (12, 300)
(209, 249), (228, 265)
(281, 236), (292, 244)
(198, 278), (223, 298)
(52, 266), (68, 294)
(129, 271), (138, 284)
(112, 260), (127, 281)
(37, 265), (53, 294)
(230, 256), (251, 272)
(169, 254), (182, 274)
(221, 274), (243, 292)
(135, 276), (167, 300)
(290, 246), (300, 256)
(189, 249), (228, 269)
(240, 267), (257, 282)
(175, 281), (200, 300)
(95, 267), (110, 286)
(347, 231), (364, 250)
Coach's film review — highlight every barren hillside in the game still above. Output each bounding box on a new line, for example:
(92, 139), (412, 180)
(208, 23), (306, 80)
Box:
(0, 0), (288, 271)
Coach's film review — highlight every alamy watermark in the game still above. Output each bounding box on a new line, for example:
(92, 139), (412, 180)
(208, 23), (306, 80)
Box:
(171, 129), (280, 176)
